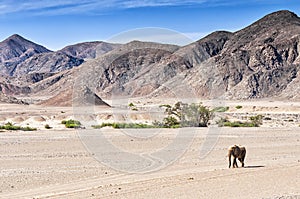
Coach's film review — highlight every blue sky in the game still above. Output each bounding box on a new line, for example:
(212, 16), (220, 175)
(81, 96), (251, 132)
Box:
(0, 0), (299, 50)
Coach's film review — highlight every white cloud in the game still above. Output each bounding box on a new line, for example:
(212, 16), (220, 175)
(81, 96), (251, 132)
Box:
(0, 0), (276, 15)
(0, 0), (210, 15)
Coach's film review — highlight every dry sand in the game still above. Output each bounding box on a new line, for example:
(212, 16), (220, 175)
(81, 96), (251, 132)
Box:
(0, 101), (300, 198)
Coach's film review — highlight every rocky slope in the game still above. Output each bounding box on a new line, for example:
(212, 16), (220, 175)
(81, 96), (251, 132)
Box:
(40, 86), (110, 107)
(166, 10), (300, 100)
(13, 52), (84, 76)
(215, 10), (300, 99)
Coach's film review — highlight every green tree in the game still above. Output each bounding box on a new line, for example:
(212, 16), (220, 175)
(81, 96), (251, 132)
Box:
(161, 102), (213, 127)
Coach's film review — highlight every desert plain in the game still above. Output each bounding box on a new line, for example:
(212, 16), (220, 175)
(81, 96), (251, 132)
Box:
(0, 100), (300, 199)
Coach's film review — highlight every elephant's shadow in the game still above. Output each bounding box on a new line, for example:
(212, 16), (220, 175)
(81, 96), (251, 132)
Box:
(244, 165), (265, 168)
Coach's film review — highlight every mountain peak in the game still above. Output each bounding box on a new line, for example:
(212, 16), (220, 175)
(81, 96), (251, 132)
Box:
(8, 34), (24, 39)
(4, 34), (29, 43)
(264, 10), (298, 19)
(0, 34), (52, 75)
(255, 10), (299, 26)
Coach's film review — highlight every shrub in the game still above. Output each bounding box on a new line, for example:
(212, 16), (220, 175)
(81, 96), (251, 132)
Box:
(216, 117), (229, 127)
(44, 124), (52, 129)
(249, 115), (263, 127)
(0, 122), (37, 131)
(128, 103), (138, 111)
(212, 106), (229, 112)
(62, 119), (81, 128)
(163, 116), (180, 128)
(128, 103), (135, 107)
(21, 126), (37, 131)
(223, 121), (255, 127)
(92, 122), (157, 129)
(235, 105), (243, 109)
(218, 114), (263, 127)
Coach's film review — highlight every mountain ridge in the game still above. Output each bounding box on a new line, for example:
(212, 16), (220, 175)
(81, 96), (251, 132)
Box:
(1, 10), (300, 105)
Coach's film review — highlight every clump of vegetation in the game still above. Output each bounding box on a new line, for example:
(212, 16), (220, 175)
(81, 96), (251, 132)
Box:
(212, 106), (229, 112)
(21, 126), (38, 131)
(92, 123), (157, 129)
(61, 119), (81, 128)
(160, 102), (213, 128)
(44, 124), (52, 129)
(128, 103), (135, 107)
(223, 121), (256, 127)
(235, 105), (243, 109)
(217, 114), (263, 127)
(249, 115), (263, 127)
(0, 122), (37, 131)
(128, 102), (138, 111)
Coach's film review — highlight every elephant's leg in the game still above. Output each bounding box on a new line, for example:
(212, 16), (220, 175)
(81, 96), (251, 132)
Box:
(238, 158), (244, 167)
(229, 155), (232, 168)
(241, 157), (245, 167)
(233, 157), (238, 168)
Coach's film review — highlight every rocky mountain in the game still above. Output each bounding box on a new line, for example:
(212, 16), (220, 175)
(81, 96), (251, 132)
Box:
(1, 10), (300, 105)
(0, 34), (51, 62)
(211, 10), (300, 99)
(93, 10), (300, 100)
(150, 10), (300, 100)
(0, 34), (52, 76)
(0, 35), (119, 78)
(59, 41), (120, 60)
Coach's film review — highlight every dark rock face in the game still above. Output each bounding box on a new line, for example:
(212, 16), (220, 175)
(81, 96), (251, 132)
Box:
(177, 31), (233, 65)
(203, 10), (300, 99)
(13, 52), (84, 76)
(19, 72), (55, 84)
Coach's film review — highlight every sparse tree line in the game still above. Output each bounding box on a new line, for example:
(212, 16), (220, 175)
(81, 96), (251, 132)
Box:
(93, 102), (264, 129)
(0, 103), (265, 131)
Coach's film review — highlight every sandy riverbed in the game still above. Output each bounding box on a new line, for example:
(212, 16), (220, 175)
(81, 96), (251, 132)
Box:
(0, 102), (300, 198)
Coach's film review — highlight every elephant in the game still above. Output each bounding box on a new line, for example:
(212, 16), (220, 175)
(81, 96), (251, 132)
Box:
(228, 145), (246, 168)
